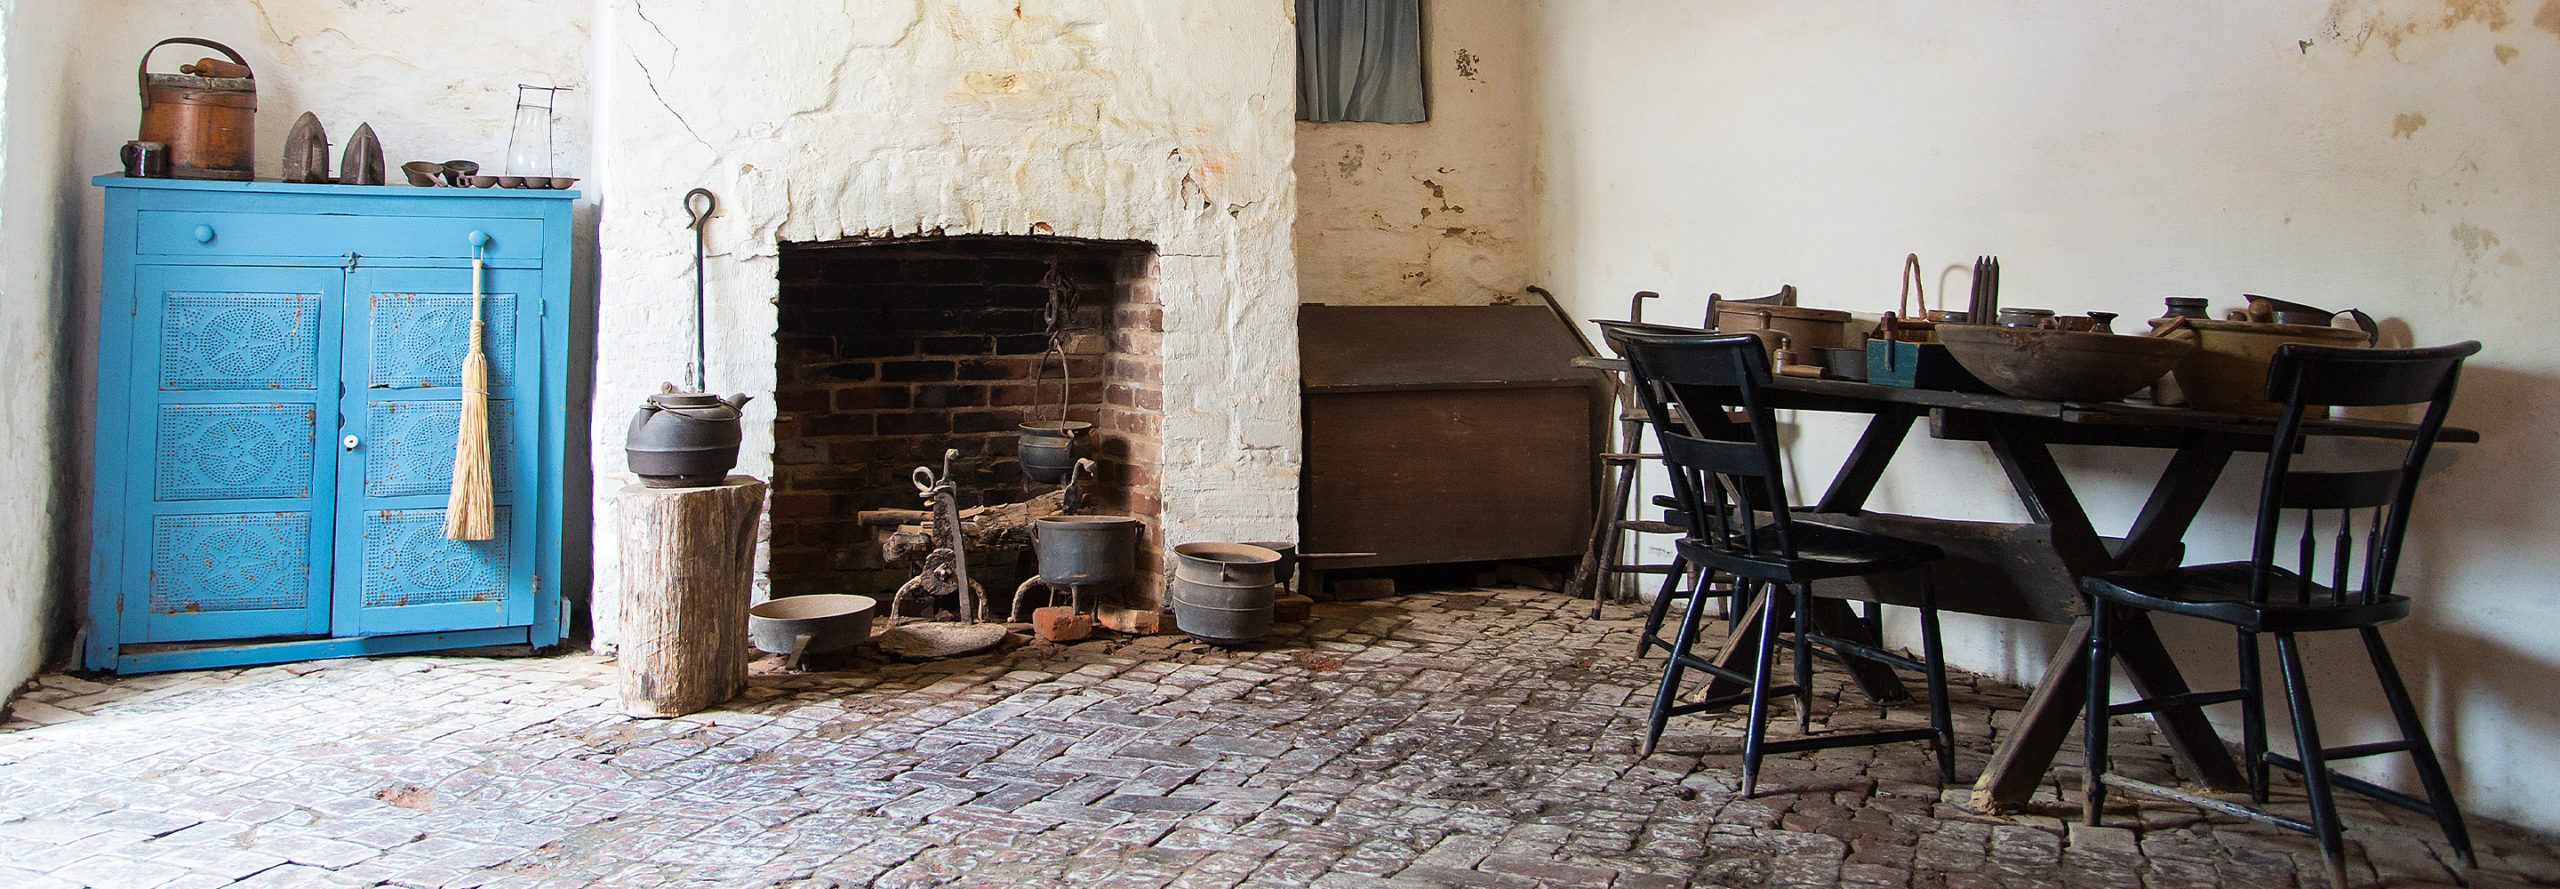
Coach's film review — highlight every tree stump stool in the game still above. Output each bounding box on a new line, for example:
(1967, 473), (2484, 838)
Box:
(616, 476), (766, 718)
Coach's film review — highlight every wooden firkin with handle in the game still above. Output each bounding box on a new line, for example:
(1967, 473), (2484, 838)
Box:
(617, 476), (766, 717)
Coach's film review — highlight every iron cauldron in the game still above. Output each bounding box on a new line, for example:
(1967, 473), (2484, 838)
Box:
(1032, 515), (1140, 588)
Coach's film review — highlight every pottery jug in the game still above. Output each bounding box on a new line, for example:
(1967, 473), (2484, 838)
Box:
(626, 388), (750, 487)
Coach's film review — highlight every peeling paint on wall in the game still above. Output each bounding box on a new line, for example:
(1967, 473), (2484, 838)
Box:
(2321, 0), (2551, 54)
(1294, 3), (1534, 306)
(2394, 111), (2430, 137)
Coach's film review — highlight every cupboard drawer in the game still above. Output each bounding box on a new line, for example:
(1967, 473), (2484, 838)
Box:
(137, 211), (544, 261)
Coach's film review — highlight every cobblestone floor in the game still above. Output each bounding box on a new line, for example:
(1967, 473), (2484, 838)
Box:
(4, 588), (2555, 888)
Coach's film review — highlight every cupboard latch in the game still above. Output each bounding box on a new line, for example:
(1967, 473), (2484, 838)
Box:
(341, 252), (361, 271)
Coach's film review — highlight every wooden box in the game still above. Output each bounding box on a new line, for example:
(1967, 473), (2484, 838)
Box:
(1299, 305), (1601, 570)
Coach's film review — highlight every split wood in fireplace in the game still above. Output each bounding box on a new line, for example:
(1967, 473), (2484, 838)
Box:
(770, 236), (1164, 610)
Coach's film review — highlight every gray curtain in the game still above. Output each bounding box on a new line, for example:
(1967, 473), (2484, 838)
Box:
(1297, 0), (1426, 123)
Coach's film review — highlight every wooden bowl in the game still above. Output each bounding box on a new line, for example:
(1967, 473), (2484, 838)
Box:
(1936, 324), (2195, 403)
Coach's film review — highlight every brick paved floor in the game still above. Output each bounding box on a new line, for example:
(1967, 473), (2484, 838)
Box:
(3, 588), (2555, 888)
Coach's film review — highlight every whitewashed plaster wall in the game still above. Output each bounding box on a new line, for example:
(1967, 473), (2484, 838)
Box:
(0, 0), (595, 694)
(1525, 1), (2560, 832)
(1294, 1), (1536, 305)
(0, 0), (83, 701)
(586, 0), (1301, 647)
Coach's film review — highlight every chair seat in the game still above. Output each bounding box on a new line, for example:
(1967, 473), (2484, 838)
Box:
(1680, 520), (1942, 583)
(2081, 562), (2411, 632)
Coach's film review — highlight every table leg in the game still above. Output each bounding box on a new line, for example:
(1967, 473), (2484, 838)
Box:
(1814, 407), (1920, 513)
(1806, 406), (1923, 702)
(1967, 426), (2249, 812)
(2111, 611), (2249, 790)
(1969, 617), (2092, 813)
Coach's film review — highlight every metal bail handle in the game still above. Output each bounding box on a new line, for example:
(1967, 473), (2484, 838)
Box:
(138, 37), (253, 111)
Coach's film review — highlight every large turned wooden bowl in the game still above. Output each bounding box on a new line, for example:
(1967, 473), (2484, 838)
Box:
(1936, 325), (2196, 403)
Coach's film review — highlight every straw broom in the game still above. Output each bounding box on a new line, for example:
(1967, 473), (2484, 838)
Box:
(444, 244), (496, 540)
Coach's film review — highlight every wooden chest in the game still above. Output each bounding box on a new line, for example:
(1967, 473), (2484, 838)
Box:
(1299, 305), (1601, 571)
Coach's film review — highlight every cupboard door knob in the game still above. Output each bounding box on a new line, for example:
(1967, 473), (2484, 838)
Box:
(343, 434), (361, 452)
(192, 224), (214, 243)
(467, 230), (489, 248)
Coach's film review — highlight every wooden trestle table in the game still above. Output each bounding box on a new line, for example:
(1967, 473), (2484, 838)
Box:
(1615, 367), (2475, 813)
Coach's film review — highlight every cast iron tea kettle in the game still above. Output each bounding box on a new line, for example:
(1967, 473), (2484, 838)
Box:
(626, 383), (751, 488)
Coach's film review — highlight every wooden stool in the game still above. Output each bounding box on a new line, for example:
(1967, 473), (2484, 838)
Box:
(616, 476), (765, 718)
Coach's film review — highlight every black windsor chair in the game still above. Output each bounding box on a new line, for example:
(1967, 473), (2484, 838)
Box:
(1618, 331), (1955, 798)
(2080, 341), (2481, 889)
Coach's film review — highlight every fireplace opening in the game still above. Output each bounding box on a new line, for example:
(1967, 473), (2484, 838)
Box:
(771, 236), (1165, 616)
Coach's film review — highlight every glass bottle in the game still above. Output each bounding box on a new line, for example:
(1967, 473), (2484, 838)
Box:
(503, 85), (561, 179)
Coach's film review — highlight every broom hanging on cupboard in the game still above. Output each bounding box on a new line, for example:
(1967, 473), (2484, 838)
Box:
(445, 232), (496, 540)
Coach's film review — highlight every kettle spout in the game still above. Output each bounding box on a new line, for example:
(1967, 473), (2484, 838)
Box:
(720, 393), (754, 411)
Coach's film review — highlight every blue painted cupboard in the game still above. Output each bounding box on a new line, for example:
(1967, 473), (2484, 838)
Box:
(89, 177), (574, 673)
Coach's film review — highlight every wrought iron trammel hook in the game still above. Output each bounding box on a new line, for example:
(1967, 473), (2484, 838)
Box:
(684, 188), (716, 230)
(683, 188), (716, 392)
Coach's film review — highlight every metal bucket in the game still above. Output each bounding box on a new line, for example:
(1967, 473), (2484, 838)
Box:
(747, 594), (877, 662)
(1170, 576), (1274, 645)
(1172, 542), (1281, 586)
(137, 38), (256, 181)
(1240, 541), (1298, 588)
(1019, 420), (1090, 484)
(1033, 515), (1139, 587)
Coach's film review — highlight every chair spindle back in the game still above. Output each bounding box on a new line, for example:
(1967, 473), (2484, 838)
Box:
(2252, 341), (2478, 608)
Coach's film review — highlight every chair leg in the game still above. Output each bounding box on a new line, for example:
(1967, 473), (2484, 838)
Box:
(2361, 627), (2475, 868)
(1791, 582), (1815, 733)
(1642, 572), (1716, 757)
(2275, 632), (2350, 889)
(1636, 554), (1690, 658)
(1741, 580), (1784, 799)
(2237, 630), (2270, 804)
(2083, 599), (2115, 826)
(1917, 567), (1955, 783)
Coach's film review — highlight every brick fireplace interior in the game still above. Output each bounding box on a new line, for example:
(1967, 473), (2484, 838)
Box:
(768, 236), (1165, 613)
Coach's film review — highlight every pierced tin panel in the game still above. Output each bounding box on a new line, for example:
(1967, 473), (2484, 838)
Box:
(155, 404), (317, 501)
(362, 509), (511, 607)
(160, 291), (323, 391)
(150, 513), (312, 614)
(364, 400), (518, 498)
(368, 292), (518, 390)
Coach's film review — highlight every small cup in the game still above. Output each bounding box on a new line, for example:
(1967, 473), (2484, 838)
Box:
(548, 177), (577, 189)
(400, 161), (444, 187)
(439, 160), (478, 187)
(470, 175), (500, 188)
(497, 176), (523, 188)
(121, 141), (169, 178)
(521, 176), (551, 189)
